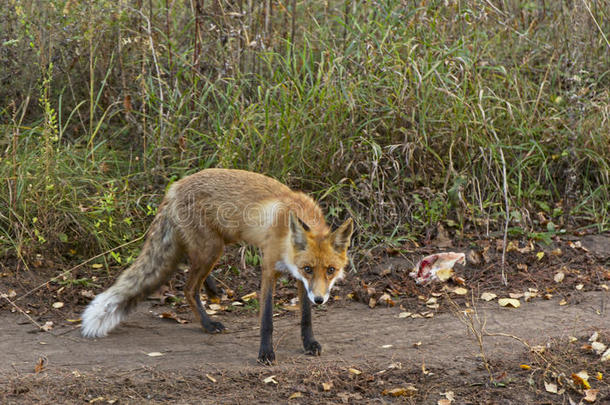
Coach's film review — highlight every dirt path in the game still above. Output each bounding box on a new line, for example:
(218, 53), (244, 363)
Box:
(2, 291), (608, 403)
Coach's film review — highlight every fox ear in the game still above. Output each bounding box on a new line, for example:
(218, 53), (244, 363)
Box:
(289, 212), (309, 251)
(330, 218), (354, 252)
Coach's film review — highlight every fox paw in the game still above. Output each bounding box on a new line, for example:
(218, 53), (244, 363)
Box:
(203, 321), (226, 334)
(304, 340), (322, 356)
(257, 349), (276, 365)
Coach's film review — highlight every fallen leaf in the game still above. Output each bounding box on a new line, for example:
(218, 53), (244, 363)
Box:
(591, 341), (607, 355)
(263, 375), (278, 384)
(208, 303), (222, 311)
(572, 371), (591, 389)
(559, 299), (568, 306)
(551, 248), (562, 256)
(81, 290), (95, 299)
(348, 368), (362, 375)
(91, 263), (103, 269)
(381, 344), (393, 349)
(288, 392), (303, 400)
(442, 391), (455, 401)
(536, 251), (545, 260)
(378, 293), (394, 306)
(523, 291), (537, 301)
(206, 374), (217, 383)
(159, 312), (189, 324)
(146, 352), (163, 357)
(426, 297), (438, 305)
(544, 381), (558, 394)
(382, 386), (417, 397)
(480, 292), (497, 301)
(368, 297), (377, 308)
(498, 298), (520, 308)
(520, 364), (531, 370)
(596, 372), (603, 381)
(34, 357), (46, 373)
(590, 332), (600, 342)
(231, 301), (243, 306)
(398, 312), (412, 318)
(554, 272), (565, 283)
(41, 321), (54, 331)
(453, 287), (468, 295)
(575, 284), (584, 291)
(584, 389), (598, 403)
(438, 400), (451, 405)
(601, 348), (610, 362)
(322, 381), (333, 391)
(241, 292), (257, 302)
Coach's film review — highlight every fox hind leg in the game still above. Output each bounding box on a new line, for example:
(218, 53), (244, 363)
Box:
(184, 236), (226, 333)
(203, 276), (222, 301)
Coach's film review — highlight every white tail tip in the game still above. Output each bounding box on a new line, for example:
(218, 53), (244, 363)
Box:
(81, 291), (126, 338)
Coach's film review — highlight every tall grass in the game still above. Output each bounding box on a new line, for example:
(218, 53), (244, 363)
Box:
(1, 0), (608, 265)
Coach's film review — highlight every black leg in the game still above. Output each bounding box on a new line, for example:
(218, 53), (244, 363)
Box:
(299, 281), (322, 355)
(195, 290), (225, 333)
(258, 279), (275, 364)
(203, 276), (221, 300)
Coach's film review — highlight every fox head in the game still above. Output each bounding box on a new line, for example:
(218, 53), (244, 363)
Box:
(283, 212), (354, 305)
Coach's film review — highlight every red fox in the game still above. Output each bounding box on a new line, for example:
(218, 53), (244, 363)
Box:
(81, 168), (354, 364)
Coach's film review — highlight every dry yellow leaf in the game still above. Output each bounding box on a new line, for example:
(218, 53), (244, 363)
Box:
(398, 312), (412, 318)
(263, 375), (278, 385)
(288, 392), (303, 400)
(382, 386), (417, 397)
(536, 251), (545, 260)
(583, 389), (598, 403)
(572, 371), (591, 389)
(91, 263), (103, 269)
(554, 272), (565, 283)
(206, 374), (217, 383)
(241, 292), (257, 301)
(52, 302), (64, 309)
(498, 298), (520, 308)
(322, 381), (333, 391)
(480, 292), (497, 301)
(544, 381), (558, 394)
(596, 372), (603, 380)
(348, 368), (362, 375)
(520, 364), (531, 370)
(453, 287), (468, 295)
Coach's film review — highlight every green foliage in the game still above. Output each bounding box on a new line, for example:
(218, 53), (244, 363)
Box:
(0, 1), (608, 265)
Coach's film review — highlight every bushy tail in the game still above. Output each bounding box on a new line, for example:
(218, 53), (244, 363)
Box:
(81, 206), (182, 338)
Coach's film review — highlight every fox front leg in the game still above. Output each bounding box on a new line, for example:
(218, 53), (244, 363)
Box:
(258, 261), (277, 364)
(298, 281), (322, 355)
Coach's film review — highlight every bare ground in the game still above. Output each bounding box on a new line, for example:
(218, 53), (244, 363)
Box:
(2, 291), (609, 404)
(1, 233), (609, 404)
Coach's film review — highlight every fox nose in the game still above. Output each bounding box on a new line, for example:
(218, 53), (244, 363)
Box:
(313, 296), (324, 305)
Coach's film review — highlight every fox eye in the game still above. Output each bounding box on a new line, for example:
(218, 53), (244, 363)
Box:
(303, 266), (313, 274)
(327, 266), (335, 275)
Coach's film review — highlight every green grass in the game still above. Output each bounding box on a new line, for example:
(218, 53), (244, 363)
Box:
(1, 0), (608, 267)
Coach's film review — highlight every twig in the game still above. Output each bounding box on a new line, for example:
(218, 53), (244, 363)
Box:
(1, 293), (46, 331)
(13, 234), (146, 304)
(581, 0), (610, 49)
